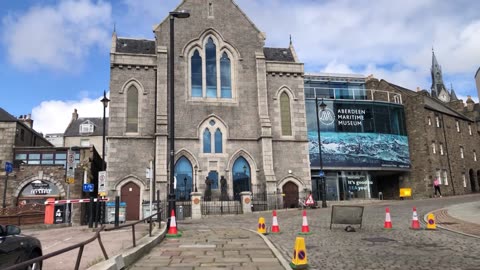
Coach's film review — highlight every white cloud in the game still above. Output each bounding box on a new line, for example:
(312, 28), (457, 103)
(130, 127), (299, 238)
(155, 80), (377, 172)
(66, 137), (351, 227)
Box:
(2, 0), (112, 71)
(32, 93), (109, 134)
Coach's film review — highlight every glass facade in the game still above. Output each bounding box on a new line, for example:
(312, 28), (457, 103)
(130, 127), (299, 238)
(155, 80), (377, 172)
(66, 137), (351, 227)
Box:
(14, 151), (80, 168)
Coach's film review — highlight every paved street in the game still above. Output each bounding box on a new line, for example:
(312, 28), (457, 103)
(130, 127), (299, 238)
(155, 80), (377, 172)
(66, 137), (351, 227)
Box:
(168, 194), (480, 270)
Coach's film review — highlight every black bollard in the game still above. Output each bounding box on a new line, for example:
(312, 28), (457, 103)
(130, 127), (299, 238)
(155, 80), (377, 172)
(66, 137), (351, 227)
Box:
(94, 198), (100, 228)
(114, 196), (120, 227)
(156, 190), (161, 224)
(88, 197), (94, 228)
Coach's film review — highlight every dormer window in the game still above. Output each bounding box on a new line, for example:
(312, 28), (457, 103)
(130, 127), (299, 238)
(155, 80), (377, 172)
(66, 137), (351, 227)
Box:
(79, 121), (94, 134)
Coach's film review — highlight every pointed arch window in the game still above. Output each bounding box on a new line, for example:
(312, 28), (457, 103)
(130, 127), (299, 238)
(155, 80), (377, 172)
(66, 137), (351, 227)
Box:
(189, 35), (235, 100)
(203, 129), (211, 153)
(191, 50), (202, 97)
(280, 92), (292, 136)
(232, 157), (251, 199)
(126, 85), (138, 132)
(206, 38), (217, 98)
(174, 157), (193, 200)
(215, 128), (223, 153)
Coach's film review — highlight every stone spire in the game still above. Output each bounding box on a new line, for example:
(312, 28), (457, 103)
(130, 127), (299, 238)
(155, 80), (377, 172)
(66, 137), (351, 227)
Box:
(430, 48), (446, 97)
(450, 83), (458, 101)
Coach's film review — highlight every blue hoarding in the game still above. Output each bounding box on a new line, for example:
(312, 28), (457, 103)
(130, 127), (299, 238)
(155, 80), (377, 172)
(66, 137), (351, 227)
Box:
(307, 100), (411, 169)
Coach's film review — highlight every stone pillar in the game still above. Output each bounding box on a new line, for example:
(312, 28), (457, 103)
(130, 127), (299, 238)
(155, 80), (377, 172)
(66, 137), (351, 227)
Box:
(191, 192), (202, 219)
(240, 191), (253, 214)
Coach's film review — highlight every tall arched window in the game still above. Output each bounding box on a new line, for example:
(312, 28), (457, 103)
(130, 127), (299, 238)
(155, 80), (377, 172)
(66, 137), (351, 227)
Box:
(206, 38), (217, 98)
(232, 157), (251, 200)
(203, 129), (211, 153)
(127, 86), (138, 132)
(191, 50), (202, 97)
(220, 52), (232, 98)
(174, 157), (192, 200)
(215, 128), (222, 153)
(280, 92), (292, 136)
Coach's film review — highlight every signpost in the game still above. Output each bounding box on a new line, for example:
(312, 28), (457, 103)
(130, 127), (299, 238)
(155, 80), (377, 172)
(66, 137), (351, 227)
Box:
(83, 183), (94, 193)
(98, 171), (107, 197)
(65, 149), (76, 224)
(2, 162), (13, 209)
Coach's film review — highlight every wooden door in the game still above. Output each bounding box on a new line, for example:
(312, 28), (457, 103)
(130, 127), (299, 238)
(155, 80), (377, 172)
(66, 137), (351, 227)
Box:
(121, 182), (140, 220)
(283, 182), (299, 208)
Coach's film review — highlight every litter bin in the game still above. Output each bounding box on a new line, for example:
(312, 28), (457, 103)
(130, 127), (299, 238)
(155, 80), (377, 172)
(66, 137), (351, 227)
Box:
(176, 205), (184, 220)
(105, 202), (126, 224)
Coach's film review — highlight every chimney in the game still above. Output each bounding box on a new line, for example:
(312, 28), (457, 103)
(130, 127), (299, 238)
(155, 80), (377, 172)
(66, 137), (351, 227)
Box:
(18, 114), (34, 128)
(72, 109), (79, 122)
(466, 95), (475, 112)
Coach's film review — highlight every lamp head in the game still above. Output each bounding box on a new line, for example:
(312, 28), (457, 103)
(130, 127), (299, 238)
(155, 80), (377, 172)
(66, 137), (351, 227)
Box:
(319, 98), (327, 111)
(170, 10), (190, 18)
(101, 90), (110, 108)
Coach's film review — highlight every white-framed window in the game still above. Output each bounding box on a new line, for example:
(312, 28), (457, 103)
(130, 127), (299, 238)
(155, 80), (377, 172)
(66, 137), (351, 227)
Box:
(439, 143), (444, 155)
(80, 139), (90, 147)
(463, 173), (467, 188)
(474, 150), (477, 161)
(460, 146), (464, 159)
(468, 124), (472, 135)
(442, 169), (448, 185)
(455, 120), (460, 132)
(435, 116), (440, 127)
(79, 121), (94, 133)
(431, 142), (436, 154)
(427, 117), (432, 126)
(436, 169), (442, 185)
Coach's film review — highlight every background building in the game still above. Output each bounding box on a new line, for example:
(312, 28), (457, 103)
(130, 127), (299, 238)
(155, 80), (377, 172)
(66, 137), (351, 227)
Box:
(476, 67), (480, 100)
(304, 73), (409, 200)
(107, 0), (311, 219)
(45, 133), (64, 147)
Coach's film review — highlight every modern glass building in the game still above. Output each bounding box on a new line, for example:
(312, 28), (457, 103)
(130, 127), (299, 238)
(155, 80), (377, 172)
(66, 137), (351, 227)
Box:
(304, 73), (410, 200)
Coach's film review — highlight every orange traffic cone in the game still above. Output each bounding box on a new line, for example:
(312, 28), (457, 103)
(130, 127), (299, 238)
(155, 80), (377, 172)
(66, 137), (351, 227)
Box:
(384, 208), (392, 229)
(411, 207), (421, 230)
(271, 210), (280, 233)
(299, 210), (312, 235)
(166, 209), (182, 238)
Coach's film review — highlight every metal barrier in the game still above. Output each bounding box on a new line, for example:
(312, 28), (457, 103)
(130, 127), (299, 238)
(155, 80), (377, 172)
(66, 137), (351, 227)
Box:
(104, 212), (162, 248)
(4, 225), (108, 270)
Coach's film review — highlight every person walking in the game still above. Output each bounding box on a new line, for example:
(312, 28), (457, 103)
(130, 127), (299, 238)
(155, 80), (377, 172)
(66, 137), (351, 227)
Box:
(433, 178), (442, 197)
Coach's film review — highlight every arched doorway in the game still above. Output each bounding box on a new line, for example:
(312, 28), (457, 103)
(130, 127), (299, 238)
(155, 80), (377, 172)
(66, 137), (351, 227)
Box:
(282, 182), (299, 208)
(18, 180), (61, 205)
(469, 169), (476, 192)
(121, 182), (140, 220)
(232, 157), (251, 200)
(175, 156), (193, 200)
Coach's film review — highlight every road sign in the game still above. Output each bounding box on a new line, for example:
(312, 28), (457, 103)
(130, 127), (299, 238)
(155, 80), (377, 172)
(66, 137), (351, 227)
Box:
(66, 177), (75, 184)
(83, 183), (94, 192)
(319, 170), (325, 177)
(305, 194), (315, 206)
(98, 171), (107, 193)
(4, 162), (13, 174)
(67, 150), (75, 166)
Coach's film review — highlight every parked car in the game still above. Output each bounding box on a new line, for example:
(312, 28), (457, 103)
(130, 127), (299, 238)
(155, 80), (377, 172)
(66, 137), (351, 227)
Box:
(0, 224), (42, 270)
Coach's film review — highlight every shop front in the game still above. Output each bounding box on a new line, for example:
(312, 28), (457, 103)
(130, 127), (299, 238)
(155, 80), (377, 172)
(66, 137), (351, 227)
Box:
(17, 180), (61, 205)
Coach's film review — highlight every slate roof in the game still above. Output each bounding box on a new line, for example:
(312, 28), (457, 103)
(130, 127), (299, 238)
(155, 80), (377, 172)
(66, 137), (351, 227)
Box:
(0, 107), (17, 122)
(116, 38), (156, 55)
(64, 118), (109, 137)
(263, 47), (295, 62)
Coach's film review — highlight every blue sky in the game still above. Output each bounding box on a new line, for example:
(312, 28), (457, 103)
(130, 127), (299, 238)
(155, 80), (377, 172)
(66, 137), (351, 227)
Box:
(1, 0), (479, 134)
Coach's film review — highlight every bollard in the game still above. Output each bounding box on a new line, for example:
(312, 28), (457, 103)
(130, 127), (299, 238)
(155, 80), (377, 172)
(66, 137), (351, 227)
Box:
(88, 197), (94, 228)
(156, 190), (161, 224)
(94, 197), (100, 228)
(114, 196), (120, 227)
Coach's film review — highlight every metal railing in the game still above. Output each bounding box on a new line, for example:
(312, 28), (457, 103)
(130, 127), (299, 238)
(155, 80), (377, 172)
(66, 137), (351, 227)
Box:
(304, 87), (403, 104)
(4, 225), (108, 270)
(104, 212), (162, 247)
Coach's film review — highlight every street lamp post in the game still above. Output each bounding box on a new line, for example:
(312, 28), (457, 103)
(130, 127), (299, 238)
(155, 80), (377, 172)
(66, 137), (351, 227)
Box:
(168, 10), (190, 228)
(315, 97), (327, 208)
(183, 177), (187, 200)
(100, 91), (110, 172)
(194, 165), (198, 192)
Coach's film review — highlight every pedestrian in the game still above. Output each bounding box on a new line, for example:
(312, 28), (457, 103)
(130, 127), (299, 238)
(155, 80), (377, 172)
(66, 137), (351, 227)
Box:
(433, 178), (442, 197)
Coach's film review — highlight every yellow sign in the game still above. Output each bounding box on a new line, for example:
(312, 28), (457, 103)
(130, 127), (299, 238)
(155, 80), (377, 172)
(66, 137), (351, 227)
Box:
(257, 217), (267, 235)
(400, 188), (412, 197)
(98, 192), (107, 197)
(426, 213), (436, 230)
(290, 237), (308, 269)
(66, 177), (75, 184)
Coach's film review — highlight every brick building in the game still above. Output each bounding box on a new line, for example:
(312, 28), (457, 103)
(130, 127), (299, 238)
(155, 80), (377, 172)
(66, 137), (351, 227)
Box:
(107, 0), (311, 219)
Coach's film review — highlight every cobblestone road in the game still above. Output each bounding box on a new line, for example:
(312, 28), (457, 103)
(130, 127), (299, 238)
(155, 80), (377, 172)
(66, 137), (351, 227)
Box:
(176, 195), (480, 270)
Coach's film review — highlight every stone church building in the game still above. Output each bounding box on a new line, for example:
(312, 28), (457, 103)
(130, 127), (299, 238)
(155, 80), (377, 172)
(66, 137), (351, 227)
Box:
(107, 0), (310, 219)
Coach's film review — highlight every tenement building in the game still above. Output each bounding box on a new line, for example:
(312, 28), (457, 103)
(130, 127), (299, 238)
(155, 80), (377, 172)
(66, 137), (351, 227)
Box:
(107, 0), (311, 219)
(366, 51), (480, 197)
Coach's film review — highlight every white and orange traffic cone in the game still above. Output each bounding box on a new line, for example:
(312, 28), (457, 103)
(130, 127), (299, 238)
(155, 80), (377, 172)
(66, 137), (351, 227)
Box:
(299, 210), (312, 235)
(411, 207), (421, 230)
(384, 207), (392, 229)
(271, 210), (280, 233)
(166, 209), (182, 238)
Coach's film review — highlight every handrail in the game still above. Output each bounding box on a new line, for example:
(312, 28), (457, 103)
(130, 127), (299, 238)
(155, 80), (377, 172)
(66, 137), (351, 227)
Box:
(104, 212), (162, 247)
(4, 225), (108, 270)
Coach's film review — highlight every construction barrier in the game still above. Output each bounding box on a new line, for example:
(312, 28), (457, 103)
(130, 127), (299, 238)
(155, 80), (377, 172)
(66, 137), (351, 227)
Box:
(271, 210), (280, 233)
(426, 213), (436, 230)
(166, 209), (182, 238)
(298, 210), (312, 235)
(290, 237), (308, 269)
(411, 207), (421, 230)
(384, 208), (392, 229)
(258, 217), (267, 235)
